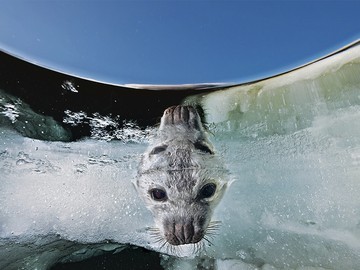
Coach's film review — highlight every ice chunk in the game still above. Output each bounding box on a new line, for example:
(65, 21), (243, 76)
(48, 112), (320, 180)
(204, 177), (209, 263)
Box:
(63, 109), (153, 142)
(185, 43), (360, 137)
(0, 89), (71, 141)
(0, 130), (154, 268)
(61, 80), (79, 93)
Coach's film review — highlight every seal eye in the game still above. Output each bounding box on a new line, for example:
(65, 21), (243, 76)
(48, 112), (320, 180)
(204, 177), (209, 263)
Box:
(149, 188), (167, 201)
(198, 183), (216, 199)
(150, 145), (168, 155)
(194, 142), (213, 154)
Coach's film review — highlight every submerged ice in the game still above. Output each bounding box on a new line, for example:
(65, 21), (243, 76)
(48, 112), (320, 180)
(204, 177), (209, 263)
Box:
(0, 42), (360, 269)
(0, 131), (155, 269)
(209, 115), (360, 269)
(0, 89), (71, 141)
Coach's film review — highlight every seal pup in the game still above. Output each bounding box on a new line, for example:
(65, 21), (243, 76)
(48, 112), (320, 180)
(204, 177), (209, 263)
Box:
(136, 105), (228, 252)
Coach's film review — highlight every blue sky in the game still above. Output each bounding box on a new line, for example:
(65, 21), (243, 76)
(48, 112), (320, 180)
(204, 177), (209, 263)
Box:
(0, 1), (359, 84)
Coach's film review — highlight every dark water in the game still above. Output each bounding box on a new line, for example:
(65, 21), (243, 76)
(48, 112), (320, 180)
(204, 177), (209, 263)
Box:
(51, 246), (163, 270)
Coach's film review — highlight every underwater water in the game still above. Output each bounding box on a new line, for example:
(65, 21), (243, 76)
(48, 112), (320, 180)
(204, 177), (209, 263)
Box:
(0, 42), (360, 269)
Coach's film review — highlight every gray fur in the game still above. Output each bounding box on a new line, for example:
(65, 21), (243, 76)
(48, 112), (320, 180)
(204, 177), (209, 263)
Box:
(136, 106), (228, 248)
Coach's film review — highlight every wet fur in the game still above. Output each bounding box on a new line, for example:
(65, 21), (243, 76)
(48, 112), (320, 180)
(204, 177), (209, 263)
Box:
(135, 106), (228, 254)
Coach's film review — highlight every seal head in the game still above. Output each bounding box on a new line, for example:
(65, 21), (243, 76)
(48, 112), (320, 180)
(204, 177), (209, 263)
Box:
(136, 105), (227, 247)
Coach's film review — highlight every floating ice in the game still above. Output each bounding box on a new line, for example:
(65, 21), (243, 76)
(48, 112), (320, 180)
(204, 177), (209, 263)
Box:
(63, 109), (153, 142)
(0, 90), (71, 141)
(61, 80), (79, 93)
(0, 102), (20, 123)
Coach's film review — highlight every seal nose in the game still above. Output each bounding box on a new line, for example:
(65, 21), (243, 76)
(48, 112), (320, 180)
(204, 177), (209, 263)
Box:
(162, 105), (201, 130)
(163, 217), (205, 245)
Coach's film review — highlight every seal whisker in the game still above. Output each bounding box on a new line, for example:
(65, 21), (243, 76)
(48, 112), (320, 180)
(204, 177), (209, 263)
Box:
(147, 226), (168, 246)
(148, 228), (181, 257)
(149, 232), (161, 237)
(192, 239), (206, 254)
(202, 235), (214, 246)
(148, 227), (161, 236)
(208, 220), (222, 227)
(192, 242), (199, 254)
(164, 242), (179, 257)
(153, 237), (165, 244)
(150, 230), (162, 237)
(206, 227), (220, 236)
(146, 226), (162, 235)
(206, 220), (222, 235)
(198, 240), (206, 253)
(160, 240), (169, 251)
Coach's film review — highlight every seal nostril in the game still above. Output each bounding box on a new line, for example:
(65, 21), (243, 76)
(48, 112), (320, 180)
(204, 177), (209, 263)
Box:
(191, 217), (206, 243)
(182, 106), (190, 123)
(163, 218), (182, 245)
(171, 107), (175, 124)
(177, 106), (182, 123)
(160, 105), (205, 130)
(184, 222), (194, 243)
(192, 229), (204, 243)
(175, 223), (185, 244)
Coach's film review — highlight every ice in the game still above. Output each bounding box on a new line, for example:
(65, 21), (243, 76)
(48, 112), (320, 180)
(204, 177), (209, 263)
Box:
(0, 132), (151, 239)
(1, 42), (360, 269)
(208, 112), (360, 268)
(63, 109), (153, 142)
(185, 44), (360, 137)
(61, 80), (79, 93)
(0, 90), (71, 141)
(0, 130), (156, 269)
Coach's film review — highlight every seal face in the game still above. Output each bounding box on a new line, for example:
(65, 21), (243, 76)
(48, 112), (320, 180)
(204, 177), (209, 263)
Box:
(136, 105), (227, 248)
